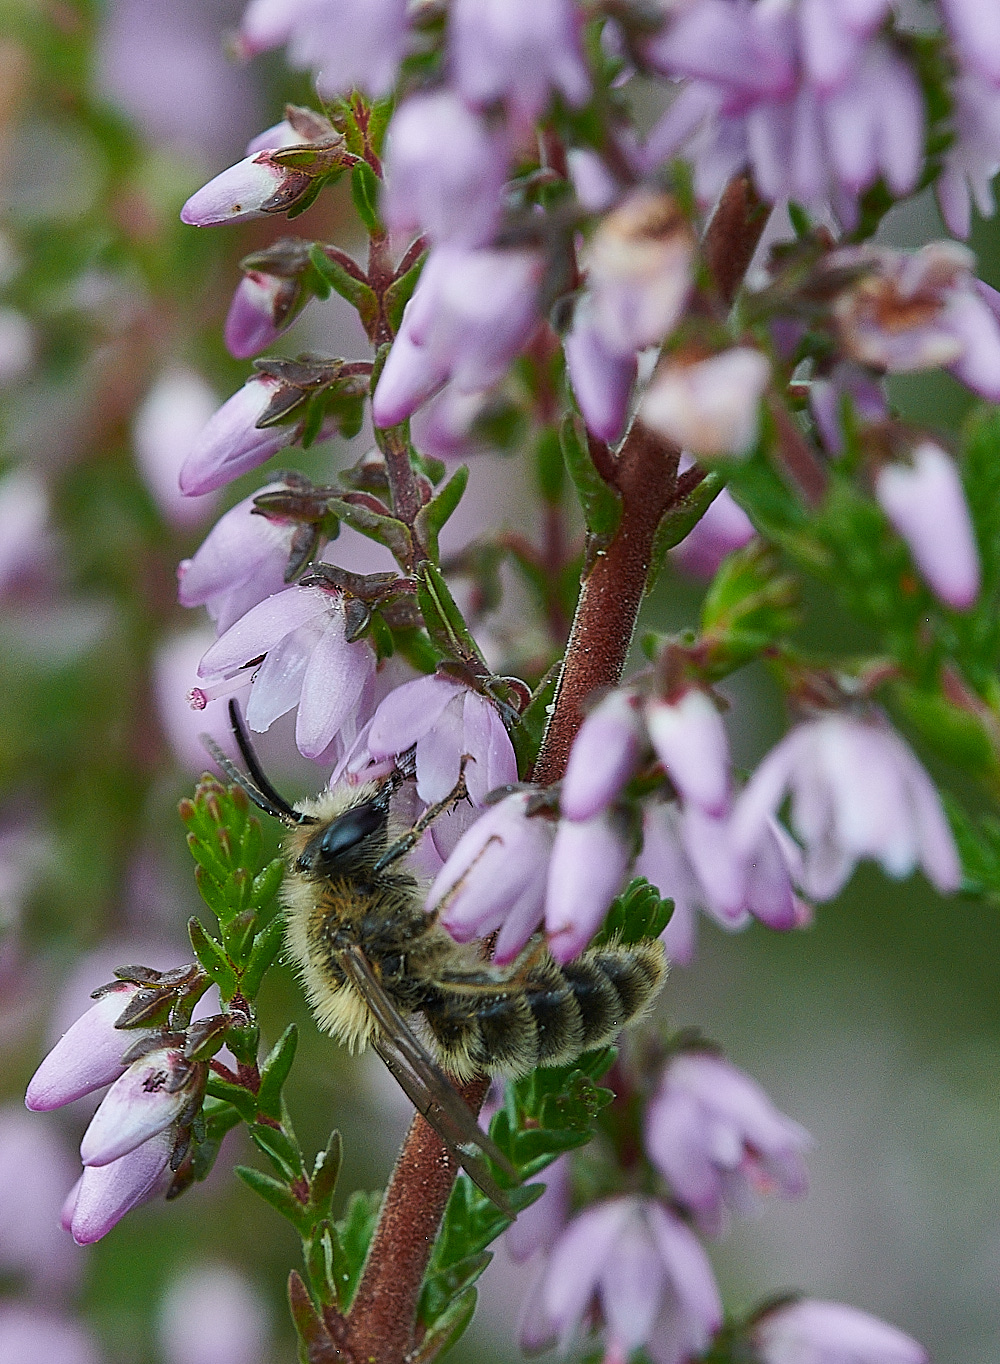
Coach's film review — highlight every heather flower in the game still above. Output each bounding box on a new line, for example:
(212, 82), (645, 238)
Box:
(133, 368), (220, 528)
(79, 1046), (198, 1168)
(63, 1126), (174, 1245)
(940, 0), (1000, 88)
(635, 801), (802, 962)
(640, 348), (771, 458)
(0, 1107), (79, 1291)
(644, 0), (922, 220)
(874, 441), (980, 610)
(366, 674), (517, 806)
(670, 485), (757, 578)
(645, 688), (731, 816)
(524, 1196), (722, 1364)
(158, 1264), (270, 1364)
(450, 0), (590, 128)
(829, 242), (1000, 401)
(25, 980), (149, 1111)
(731, 710), (962, 901)
(0, 465), (50, 593)
(408, 382), (505, 460)
(560, 690), (646, 823)
(178, 375), (306, 496)
(371, 246), (544, 427)
(582, 190), (696, 357)
(239, 0), (408, 98)
(0, 1303), (102, 1364)
(505, 1156), (571, 1263)
(225, 271), (304, 360)
(428, 792), (557, 964)
(935, 70), (1000, 239)
(808, 362), (887, 455)
(180, 151), (305, 227)
(197, 584), (377, 761)
(177, 484), (301, 634)
(751, 1298), (927, 1364)
(545, 810), (632, 962)
(563, 312), (638, 443)
(644, 1050), (810, 1236)
(382, 91), (509, 247)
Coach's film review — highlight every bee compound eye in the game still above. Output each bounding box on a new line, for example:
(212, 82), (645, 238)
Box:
(299, 800), (386, 872)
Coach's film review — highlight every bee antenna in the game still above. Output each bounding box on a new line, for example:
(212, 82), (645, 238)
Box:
(198, 701), (313, 826)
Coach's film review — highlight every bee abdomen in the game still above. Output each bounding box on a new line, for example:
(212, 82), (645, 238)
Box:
(564, 939), (667, 1050)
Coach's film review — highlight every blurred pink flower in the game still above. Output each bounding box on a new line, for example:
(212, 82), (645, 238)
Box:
(158, 1264), (270, 1364)
(752, 1298), (927, 1364)
(133, 368), (220, 529)
(644, 1050), (810, 1236)
(0, 1303), (102, 1364)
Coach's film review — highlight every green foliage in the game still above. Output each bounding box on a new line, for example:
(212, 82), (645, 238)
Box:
(592, 878), (674, 948)
(416, 1050), (617, 1354)
(350, 161), (384, 236)
(414, 464), (469, 562)
(179, 776), (284, 1002)
(699, 542), (801, 678)
(560, 414), (623, 555)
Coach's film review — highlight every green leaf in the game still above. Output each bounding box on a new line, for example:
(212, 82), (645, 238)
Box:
(251, 858), (285, 909)
(308, 243), (378, 326)
(560, 414), (622, 540)
(699, 541), (800, 677)
(384, 250), (426, 334)
(334, 1190), (382, 1311)
(350, 161), (384, 235)
(646, 469), (727, 594)
(257, 1024), (299, 1120)
(192, 865), (228, 921)
(202, 1097), (244, 1142)
(592, 877), (673, 948)
(249, 1122), (304, 1181)
(412, 1286), (478, 1364)
(510, 664), (559, 779)
(236, 1165), (311, 1234)
(206, 1075), (258, 1123)
(305, 1221), (340, 1307)
(308, 1130), (343, 1221)
(185, 830), (228, 884)
(417, 561), (486, 667)
(414, 465), (469, 562)
(241, 914), (286, 1000)
(222, 907), (256, 965)
(188, 918), (238, 999)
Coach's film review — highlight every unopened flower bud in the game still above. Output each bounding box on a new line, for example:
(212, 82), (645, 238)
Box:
(180, 153), (308, 227)
(874, 441), (980, 611)
(80, 1047), (197, 1168)
(25, 982), (150, 1111)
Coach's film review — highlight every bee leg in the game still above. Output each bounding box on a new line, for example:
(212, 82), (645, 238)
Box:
(373, 759), (472, 873)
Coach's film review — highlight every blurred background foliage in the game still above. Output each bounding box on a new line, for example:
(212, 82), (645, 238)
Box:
(0, 2), (999, 1363)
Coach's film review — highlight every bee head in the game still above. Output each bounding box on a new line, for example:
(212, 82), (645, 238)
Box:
(294, 797), (388, 877)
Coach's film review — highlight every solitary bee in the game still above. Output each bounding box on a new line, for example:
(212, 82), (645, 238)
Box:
(205, 700), (666, 1209)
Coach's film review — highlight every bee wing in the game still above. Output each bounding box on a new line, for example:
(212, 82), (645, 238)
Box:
(337, 944), (518, 1213)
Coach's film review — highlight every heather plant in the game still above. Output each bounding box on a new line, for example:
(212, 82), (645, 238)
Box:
(7, 1), (1000, 1362)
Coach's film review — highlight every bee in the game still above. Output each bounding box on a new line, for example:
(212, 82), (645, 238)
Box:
(205, 699), (666, 1210)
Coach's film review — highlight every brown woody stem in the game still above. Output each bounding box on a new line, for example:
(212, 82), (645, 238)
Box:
(339, 173), (769, 1364)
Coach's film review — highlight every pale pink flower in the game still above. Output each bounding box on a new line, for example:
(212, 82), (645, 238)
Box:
(133, 368), (220, 528)
(830, 242), (1000, 401)
(178, 375), (302, 496)
(382, 91), (509, 247)
(428, 792), (557, 964)
(177, 484), (300, 634)
(63, 1127), (174, 1245)
(732, 711), (962, 901)
(524, 1196), (722, 1364)
(25, 981), (149, 1111)
(79, 1046), (196, 1168)
(875, 442), (980, 610)
(752, 1298), (927, 1364)
(640, 349), (771, 458)
(450, 0), (590, 128)
(644, 1050), (810, 1236)
(197, 584), (377, 761)
(544, 810), (632, 962)
(0, 1304), (102, 1364)
(180, 152), (300, 227)
(372, 246), (544, 427)
(645, 688), (732, 816)
(158, 1265), (270, 1364)
(366, 674), (517, 807)
(239, 0), (408, 98)
(561, 690), (646, 823)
